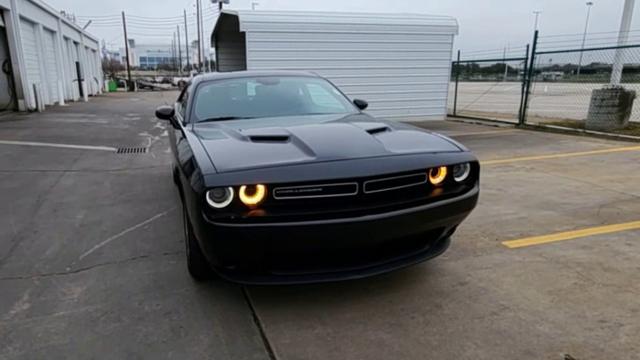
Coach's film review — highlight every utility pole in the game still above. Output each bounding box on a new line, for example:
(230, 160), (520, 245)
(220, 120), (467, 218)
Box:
(184, 10), (190, 71)
(202, 0), (209, 72)
(533, 10), (542, 32)
(177, 25), (182, 74)
(196, 0), (202, 71)
(577, 2), (594, 77)
(122, 11), (132, 91)
(611, 0), (635, 85)
(173, 32), (178, 71)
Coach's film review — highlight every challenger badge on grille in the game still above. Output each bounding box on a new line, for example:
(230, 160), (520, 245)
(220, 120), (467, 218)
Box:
(273, 183), (358, 199)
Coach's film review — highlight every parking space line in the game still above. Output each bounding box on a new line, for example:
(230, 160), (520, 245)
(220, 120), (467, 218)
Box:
(502, 220), (640, 249)
(0, 140), (117, 152)
(482, 145), (640, 165)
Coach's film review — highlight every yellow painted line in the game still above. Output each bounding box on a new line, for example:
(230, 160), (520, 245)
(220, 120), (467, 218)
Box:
(482, 145), (640, 165)
(502, 220), (640, 249)
(449, 129), (518, 137)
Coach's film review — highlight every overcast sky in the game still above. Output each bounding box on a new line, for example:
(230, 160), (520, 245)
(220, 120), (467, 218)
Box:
(46, 0), (640, 56)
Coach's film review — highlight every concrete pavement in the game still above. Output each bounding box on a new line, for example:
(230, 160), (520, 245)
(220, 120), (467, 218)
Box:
(1, 92), (639, 359)
(0, 92), (269, 359)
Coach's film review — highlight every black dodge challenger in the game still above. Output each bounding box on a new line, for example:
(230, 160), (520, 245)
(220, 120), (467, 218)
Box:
(155, 71), (479, 284)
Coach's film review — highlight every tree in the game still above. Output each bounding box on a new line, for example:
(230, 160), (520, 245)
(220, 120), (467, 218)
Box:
(102, 58), (125, 77)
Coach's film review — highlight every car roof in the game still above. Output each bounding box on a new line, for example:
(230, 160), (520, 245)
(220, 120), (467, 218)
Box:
(191, 70), (320, 85)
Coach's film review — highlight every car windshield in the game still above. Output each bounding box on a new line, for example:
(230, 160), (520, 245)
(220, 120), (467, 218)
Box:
(192, 76), (358, 122)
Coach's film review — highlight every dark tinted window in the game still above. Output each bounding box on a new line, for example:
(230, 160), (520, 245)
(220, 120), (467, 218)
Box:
(193, 76), (357, 122)
(177, 85), (190, 119)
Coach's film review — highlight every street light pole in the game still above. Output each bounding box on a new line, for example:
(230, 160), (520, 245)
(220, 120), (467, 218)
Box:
(577, 2), (594, 78)
(502, 44), (509, 81)
(611, 0), (635, 85)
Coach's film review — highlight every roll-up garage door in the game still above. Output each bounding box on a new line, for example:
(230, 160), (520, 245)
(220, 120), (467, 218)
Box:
(67, 39), (79, 100)
(20, 19), (41, 107)
(42, 29), (59, 104)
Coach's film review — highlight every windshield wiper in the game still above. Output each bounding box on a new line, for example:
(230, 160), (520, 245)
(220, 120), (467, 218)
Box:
(199, 116), (255, 122)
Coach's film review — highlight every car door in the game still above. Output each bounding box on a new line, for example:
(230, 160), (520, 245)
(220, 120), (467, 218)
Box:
(171, 85), (195, 185)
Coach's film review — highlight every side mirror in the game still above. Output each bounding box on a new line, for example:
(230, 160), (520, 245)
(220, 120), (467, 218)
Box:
(155, 105), (175, 120)
(353, 99), (368, 111)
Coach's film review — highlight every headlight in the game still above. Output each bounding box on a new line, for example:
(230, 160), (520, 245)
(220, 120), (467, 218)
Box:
(206, 187), (234, 208)
(428, 166), (448, 186)
(452, 163), (471, 182)
(239, 184), (267, 206)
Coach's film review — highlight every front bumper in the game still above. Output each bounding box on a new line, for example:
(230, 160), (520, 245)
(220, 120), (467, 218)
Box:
(190, 184), (479, 285)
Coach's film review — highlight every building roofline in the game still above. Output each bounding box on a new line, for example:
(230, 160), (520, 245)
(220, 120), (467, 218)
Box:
(29, 0), (100, 43)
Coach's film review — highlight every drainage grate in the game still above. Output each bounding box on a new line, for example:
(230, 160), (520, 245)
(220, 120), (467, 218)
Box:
(116, 147), (148, 154)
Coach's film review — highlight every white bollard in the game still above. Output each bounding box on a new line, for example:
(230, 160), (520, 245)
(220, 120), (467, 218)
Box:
(57, 80), (65, 106)
(81, 80), (89, 102)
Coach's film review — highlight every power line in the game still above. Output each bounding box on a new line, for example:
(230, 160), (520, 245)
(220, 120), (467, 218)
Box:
(540, 29), (640, 39)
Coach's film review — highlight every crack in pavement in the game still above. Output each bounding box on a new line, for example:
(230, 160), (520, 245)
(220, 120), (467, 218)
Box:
(0, 151), (86, 270)
(242, 286), (279, 360)
(0, 251), (181, 281)
(77, 208), (175, 261)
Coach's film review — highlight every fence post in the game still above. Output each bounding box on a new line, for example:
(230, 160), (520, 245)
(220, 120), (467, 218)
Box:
(453, 50), (461, 117)
(521, 30), (539, 126)
(518, 44), (530, 123)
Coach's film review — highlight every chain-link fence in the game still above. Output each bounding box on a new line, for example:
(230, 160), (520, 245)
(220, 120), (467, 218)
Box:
(449, 54), (528, 123)
(526, 34), (640, 129)
(450, 31), (640, 135)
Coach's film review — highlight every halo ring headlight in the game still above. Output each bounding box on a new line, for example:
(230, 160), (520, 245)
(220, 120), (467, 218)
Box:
(206, 187), (234, 209)
(453, 163), (471, 182)
(239, 184), (267, 206)
(428, 166), (448, 186)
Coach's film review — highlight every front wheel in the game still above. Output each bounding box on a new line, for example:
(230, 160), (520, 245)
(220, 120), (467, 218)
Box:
(183, 204), (213, 280)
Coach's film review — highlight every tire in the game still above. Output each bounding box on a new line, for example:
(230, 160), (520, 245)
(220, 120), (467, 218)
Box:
(183, 203), (213, 280)
(172, 165), (179, 186)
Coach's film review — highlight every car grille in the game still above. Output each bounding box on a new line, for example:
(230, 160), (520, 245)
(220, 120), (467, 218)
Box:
(272, 171), (428, 200)
(209, 167), (476, 224)
(363, 172), (428, 194)
(273, 182), (358, 200)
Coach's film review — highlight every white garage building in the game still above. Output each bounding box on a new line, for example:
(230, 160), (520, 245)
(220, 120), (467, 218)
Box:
(0, 0), (103, 112)
(212, 10), (458, 121)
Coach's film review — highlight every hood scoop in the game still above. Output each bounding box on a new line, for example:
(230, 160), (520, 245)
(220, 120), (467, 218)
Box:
(350, 122), (393, 135)
(240, 128), (292, 143)
(248, 134), (290, 143)
(366, 126), (391, 135)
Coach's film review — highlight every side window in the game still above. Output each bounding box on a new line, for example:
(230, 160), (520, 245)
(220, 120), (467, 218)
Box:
(305, 83), (344, 109)
(177, 86), (190, 120)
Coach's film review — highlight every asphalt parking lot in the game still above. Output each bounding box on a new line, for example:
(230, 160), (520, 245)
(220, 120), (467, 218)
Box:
(1, 91), (639, 359)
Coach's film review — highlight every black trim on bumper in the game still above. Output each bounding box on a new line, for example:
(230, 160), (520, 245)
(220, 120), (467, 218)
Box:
(190, 184), (479, 285)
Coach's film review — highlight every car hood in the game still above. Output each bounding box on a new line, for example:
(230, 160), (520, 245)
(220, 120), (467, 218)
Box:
(192, 113), (461, 173)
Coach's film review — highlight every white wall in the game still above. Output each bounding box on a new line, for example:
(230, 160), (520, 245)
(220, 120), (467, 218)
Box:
(0, 0), (103, 111)
(220, 10), (458, 121)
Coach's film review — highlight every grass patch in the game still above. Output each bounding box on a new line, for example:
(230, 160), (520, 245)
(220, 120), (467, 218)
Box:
(543, 120), (640, 137)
